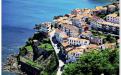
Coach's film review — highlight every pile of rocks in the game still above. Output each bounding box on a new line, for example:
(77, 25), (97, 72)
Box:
(3, 54), (25, 75)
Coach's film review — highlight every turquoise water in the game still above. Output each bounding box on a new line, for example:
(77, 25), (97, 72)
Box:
(2, 0), (114, 75)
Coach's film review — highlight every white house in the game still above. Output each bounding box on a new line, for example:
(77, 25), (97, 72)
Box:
(108, 5), (116, 12)
(54, 29), (69, 43)
(40, 22), (52, 32)
(80, 31), (93, 39)
(99, 44), (105, 50)
(71, 8), (93, 15)
(89, 16), (119, 34)
(89, 36), (103, 45)
(98, 21), (119, 33)
(106, 13), (119, 24)
(95, 6), (107, 14)
(58, 23), (80, 37)
(72, 18), (83, 27)
(71, 15), (88, 28)
(53, 16), (80, 37)
(89, 16), (105, 29)
(68, 37), (90, 46)
(65, 46), (87, 63)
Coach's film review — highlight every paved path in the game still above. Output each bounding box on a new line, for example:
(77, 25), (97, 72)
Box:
(49, 30), (65, 75)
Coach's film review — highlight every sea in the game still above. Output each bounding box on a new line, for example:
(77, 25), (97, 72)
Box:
(2, 0), (115, 75)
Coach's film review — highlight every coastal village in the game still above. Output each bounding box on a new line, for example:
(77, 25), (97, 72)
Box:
(38, 2), (119, 63)
(3, 2), (119, 75)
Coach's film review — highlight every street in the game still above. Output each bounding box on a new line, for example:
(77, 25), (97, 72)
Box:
(49, 30), (65, 75)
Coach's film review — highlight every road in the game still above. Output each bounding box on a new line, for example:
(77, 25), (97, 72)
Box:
(49, 30), (65, 75)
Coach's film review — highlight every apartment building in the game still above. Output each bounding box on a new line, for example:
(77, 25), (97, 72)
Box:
(106, 13), (119, 24)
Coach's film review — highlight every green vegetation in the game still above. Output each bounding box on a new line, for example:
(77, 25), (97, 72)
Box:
(93, 32), (106, 38)
(41, 52), (59, 75)
(63, 48), (119, 75)
(96, 14), (106, 19)
(90, 30), (116, 43)
(19, 45), (33, 56)
(38, 38), (54, 51)
(38, 43), (53, 50)
(90, 30), (106, 38)
(19, 37), (33, 55)
(43, 38), (50, 42)
(25, 45), (33, 52)
(106, 34), (116, 43)
(20, 56), (42, 69)
(18, 31), (58, 75)
(114, 11), (119, 16)
(19, 47), (27, 56)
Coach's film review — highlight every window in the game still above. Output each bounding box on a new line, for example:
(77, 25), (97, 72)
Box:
(77, 54), (79, 57)
(85, 41), (87, 44)
(72, 40), (73, 42)
(47, 27), (49, 29)
(70, 40), (71, 42)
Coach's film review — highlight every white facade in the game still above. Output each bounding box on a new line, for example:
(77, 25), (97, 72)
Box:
(71, 8), (93, 15)
(68, 51), (83, 58)
(95, 6), (107, 14)
(67, 52), (82, 62)
(66, 55), (76, 63)
(89, 16), (105, 30)
(65, 46), (86, 63)
(72, 18), (87, 28)
(89, 36), (103, 45)
(106, 14), (119, 24)
(68, 37), (90, 46)
(54, 30), (68, 43)
(72, 19), (82, 27)
(80, 31), (93, 39)
(55, 33), (63, 43)
(108, 5), (116, 12)
(90, 20), (100, 29)
(41, 22), (52, 32)
(99, 44), (106, 50)
(59, 24), (79, 37)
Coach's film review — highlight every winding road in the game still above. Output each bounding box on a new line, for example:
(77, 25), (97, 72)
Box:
(49, 30), (65, 75)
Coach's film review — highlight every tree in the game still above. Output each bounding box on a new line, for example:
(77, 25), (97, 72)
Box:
(106, 34), (116, 43)
(63, 64), (79, 75)
(19, 47), (27, 56)
(62, 48), (119, 75)
(103, 38), (107, 44)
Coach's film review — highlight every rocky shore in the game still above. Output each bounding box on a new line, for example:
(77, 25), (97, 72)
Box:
(3, 54), (26, 75)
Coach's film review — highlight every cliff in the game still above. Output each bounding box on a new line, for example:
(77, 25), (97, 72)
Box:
(3, 31), (59, 75)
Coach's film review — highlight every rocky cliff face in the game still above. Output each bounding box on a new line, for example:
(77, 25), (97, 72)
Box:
(3, 31), (59, 75)
(17, 31), (59, 75)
